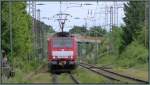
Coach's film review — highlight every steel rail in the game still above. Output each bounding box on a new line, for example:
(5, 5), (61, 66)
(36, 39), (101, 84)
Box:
(68, 72), (80, 84)
(80, 63), (149, 84)
(80, 64), (121, 82)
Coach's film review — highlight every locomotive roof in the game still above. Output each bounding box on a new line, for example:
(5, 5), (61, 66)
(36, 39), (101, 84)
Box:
(54, 32), (74, 37)
(47, 32), (75, 41)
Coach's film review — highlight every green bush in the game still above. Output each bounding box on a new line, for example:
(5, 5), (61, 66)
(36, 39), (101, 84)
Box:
(7, 69), (26, 83)
(97, 54), (117, 65)
(117, 41), (148, 67)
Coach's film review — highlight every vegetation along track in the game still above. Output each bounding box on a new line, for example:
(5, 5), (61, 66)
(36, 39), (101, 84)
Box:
(52, 74), (58, 84)
(52, 72), (80, 84)
(80, 63), (149, 84)
(24, 64), (48, 81)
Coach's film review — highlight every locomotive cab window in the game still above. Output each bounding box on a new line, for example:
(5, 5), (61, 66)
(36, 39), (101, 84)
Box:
(52, 37), (73, 48)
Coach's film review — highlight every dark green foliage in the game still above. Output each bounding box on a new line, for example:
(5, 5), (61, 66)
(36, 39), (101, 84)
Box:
(123, 1), (146, 46)
(96, 1), (148, 68)
(88, 26), (107, 37)
(111, 26), (124, 54)
(69, 25), (106, 37)
(114, 1), (148, 68)
(69, 26), (87, 34)
(36, 20), (55, 33)
(117, 41), (148, 67)
(136, 26), (148, 47)
(1, 1), (54, 74)
(2, 2), (32, 63)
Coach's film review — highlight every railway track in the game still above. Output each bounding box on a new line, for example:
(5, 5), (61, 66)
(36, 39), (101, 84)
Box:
(51, 72), (80, 84)
(23, 63), (80, 83)
(68, 72), (80, 84)
(80, 63), (149, 84)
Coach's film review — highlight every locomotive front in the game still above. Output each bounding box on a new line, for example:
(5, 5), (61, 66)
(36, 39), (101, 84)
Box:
(48, 32), (78, 72)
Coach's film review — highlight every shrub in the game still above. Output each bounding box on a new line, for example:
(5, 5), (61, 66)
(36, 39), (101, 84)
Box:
(117, 41), (148, 67)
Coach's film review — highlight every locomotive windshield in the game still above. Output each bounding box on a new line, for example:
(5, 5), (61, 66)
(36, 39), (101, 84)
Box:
(52, 37), (72, 48)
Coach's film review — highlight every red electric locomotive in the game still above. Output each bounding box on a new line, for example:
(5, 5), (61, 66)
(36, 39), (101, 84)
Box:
(47, 32), (78, 73)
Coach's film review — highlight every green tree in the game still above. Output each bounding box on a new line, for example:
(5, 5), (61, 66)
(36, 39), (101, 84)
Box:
(69, 26), (87, 34)
(118, 41), (148, 67)
(123, 1), (145, 45)
(2, 2), (34, 69)
(123, 1), (146, 46)
(36, 20), (55, 33)
(88, 26), (107, 37)
(111, 26), (124, 55)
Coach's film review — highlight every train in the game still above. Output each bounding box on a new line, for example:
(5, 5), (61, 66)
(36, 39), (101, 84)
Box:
(47, 32), (78, 73)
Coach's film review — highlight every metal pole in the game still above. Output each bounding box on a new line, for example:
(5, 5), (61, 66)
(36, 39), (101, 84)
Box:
(34, 2), (37, 60)
(29, 1), (36, 60)
(110, 6), (113, 32)
(145, 1), (148, 47)
(109, 6), (113, 54)
(28, 1), (30, 15)
(0, 1), (1, 58)
(0, 1), (2, 83)
(113, 1), (116, 26)
(41, 23), (44, 59)
(9, 1), (13, 63)
(111, 6), (113, 29)
(96, 32), (98, 64)
(37, 9), (40, 61)
(105, 5), (108, 28)
(148, 0), (150, 80)
(116, 7), (118, 26)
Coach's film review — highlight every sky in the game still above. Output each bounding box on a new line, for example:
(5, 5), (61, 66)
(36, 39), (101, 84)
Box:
(26, 1), (126, 32)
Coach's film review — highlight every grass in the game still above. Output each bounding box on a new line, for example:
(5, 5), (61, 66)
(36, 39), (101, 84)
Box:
(96, 59), (148, 82)
(74, 67), (108, 83)
(5, 61), (46, 83)
(28, 73), (52, 83)
(112, 67), (148, 81)
(6, 69), (26, 83)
